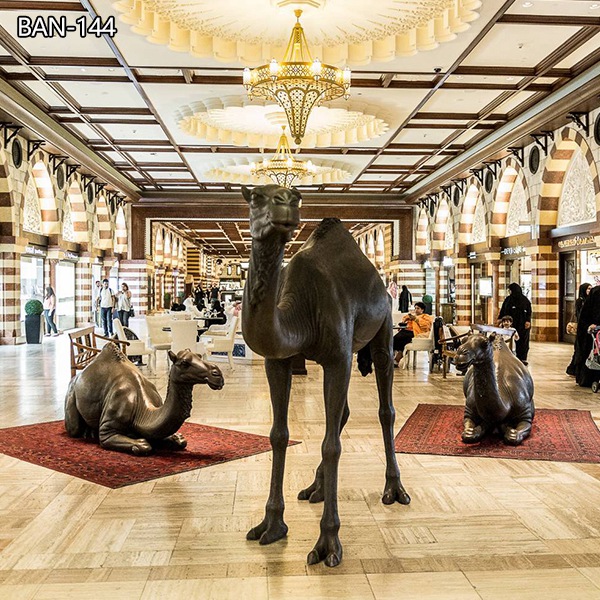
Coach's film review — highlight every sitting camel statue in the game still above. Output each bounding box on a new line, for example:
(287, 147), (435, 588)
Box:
(65, 343), (224, 455)
(241, 184), (410, 568)
(454, 333), (535, 446)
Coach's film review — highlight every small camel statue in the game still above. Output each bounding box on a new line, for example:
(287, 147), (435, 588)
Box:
(454, 333), (535, 446)
(241, 184), (410, 568)
(65, 343), (224, 455)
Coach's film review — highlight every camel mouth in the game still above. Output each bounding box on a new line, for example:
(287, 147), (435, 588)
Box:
(207, 378), (224, 390)
(270, 219), (299, 232)
(454, 354), (472, 370)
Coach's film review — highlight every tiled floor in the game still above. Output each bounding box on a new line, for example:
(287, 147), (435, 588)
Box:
(1, 337), (600, 599)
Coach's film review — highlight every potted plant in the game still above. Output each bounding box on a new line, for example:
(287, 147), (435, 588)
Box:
(24, 299), (44, 344)
(163, 292), (171, 310)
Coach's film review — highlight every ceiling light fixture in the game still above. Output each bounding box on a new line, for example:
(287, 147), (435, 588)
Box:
(243, 9), (351, 145)
(522, 1), (533, 7)
(251, 126), (316, 188)
(590, 2), (600, 8)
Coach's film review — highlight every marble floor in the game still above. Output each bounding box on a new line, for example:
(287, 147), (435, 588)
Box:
(1, 337), (600, 599)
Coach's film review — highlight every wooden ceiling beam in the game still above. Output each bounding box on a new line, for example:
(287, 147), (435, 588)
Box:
(453, 65), (571, 77)
(49, 106), (153, 115)
(58, 117), (159, 125)
(498, 14), (600, 27)
(0, 1), (85, 10)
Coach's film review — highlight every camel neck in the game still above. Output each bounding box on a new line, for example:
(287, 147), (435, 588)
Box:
(247, 236), (285, 309)
(472, 356), (508, 420)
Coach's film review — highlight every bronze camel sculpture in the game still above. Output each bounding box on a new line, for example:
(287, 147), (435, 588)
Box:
(454, 333), (535, 445)
(241, 184), (410, 568)
(65, 343), (224, 454)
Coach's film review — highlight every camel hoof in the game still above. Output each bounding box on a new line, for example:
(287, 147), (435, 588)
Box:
(462, 426), (483, 444)
(382, 489), (411, 505)
(306, 535), (342, 567)
(131, 440), (152, 455)
(504, 429), (525, 446)
(246, 520), (288, 545)
(298, 482), (323, 502)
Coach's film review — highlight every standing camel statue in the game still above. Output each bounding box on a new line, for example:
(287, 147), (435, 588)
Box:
(241, 184), (410, 567)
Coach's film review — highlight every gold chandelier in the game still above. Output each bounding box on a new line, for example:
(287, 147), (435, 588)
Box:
(243, 9), (351, 145)
(251, 126), (316, 188)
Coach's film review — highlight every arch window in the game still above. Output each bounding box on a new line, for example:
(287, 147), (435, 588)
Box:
(62, 198), (75, 242)
(444, 214), (454, 250)
(472, 200), (486, 244)
(23, 179), (43, 234)
(506, 183), (528, 237)
(557, 148), (595, 227)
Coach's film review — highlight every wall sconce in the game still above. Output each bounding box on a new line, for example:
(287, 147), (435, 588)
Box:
(442, 256), (454, 267)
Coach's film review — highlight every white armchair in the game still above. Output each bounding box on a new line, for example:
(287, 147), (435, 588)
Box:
(113, 318), (156, 373)
(200, 316), (238, 370)
(170, 319), (207, 357)
(145, 315), (172, 366)
(401, 322), (436, 370)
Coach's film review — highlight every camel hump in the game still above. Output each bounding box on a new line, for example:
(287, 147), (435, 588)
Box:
(100, 341), (128, 362)
(312, 218), (344, 240)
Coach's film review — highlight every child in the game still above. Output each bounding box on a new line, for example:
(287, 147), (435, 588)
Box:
(498, 315), (519, 352)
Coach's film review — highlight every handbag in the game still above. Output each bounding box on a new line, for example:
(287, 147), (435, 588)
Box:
(129, 308), (135, 318)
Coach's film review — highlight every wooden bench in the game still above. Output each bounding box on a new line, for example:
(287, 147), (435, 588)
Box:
(68, 326), (127, 378)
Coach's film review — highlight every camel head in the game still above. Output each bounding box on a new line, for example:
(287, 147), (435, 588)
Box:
(242, 184), (301, 242)
(168, 349), (225, 390)
(454, 333), (493, 370)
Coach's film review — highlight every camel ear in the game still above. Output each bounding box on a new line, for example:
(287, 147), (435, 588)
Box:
(241, 186), (253, 204)
(168, 350), (177, 363)
(488, 333), (496, 343)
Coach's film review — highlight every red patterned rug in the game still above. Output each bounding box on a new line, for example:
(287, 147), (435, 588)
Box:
(0, 421), (299, 488)
(395, 404), (600, 463)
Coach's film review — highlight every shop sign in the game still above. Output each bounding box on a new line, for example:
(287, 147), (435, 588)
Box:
(24, 245), (47, 257)
(501, 245), (526, 257)
(557, 235), (595, 249)
(468, 251), (477, 260)
(64, 251), (79, 261)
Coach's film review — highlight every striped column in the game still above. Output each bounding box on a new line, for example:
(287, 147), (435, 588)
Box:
(75, 256), (93, 326)
(0, 252), (21, 344)
(119, 259), (154, 315)
(530, 246), (559, 342)
(454, 257), (471, 325)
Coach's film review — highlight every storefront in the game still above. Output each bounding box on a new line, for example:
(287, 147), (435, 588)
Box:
(468, 244), (494, 324)
(553, 233), (598, 343)
(500, 235), (532, 300)
(56, 252), (78, 331)
(20, 245), (46, 320)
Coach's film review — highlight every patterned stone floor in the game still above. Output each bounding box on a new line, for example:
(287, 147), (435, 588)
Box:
(1, 336), (600, 599)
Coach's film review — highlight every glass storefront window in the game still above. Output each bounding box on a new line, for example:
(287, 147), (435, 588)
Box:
(20, 256), (45, 320)
(56, 261), (76, 330)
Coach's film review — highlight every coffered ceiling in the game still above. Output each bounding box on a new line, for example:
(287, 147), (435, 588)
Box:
(0, 0), (599, 257)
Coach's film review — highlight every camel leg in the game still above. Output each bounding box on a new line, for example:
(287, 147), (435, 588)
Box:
(64, 380), (85, 437)
(462, 417), (487, 443)
(159, 433), (187, 450)
(371, 321), (411, 506)
(298, 402), (349, 503)
(501, 420), (532, 446)
(99, 427), (153, 455)
(307, 358), (351, 568)
(247, 357), (292, 545)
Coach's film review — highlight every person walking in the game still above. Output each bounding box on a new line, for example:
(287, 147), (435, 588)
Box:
(398, 285), (412, 312)
(43, 285), (59, 336)
(92, 280), (101, 327)
(98, 278), (115, 336)
(116, 282), (132, 327)
(498, 282), (532, 365)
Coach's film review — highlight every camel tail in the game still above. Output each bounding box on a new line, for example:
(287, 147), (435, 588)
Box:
(357, 344), (373, 377)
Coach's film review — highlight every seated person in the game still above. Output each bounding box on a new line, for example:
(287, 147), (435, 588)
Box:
(393, 301), (434, 367)
(170, 301), (186, 312)
(206, 299), (227, 326)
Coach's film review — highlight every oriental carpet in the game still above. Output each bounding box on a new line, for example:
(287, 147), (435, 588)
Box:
(395, 403), (600, 463)
(0, 420), (299, 488)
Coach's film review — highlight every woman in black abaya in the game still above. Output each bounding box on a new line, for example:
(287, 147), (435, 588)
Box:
(498, 283), (532, 364)
(572, 285), (600, 387)
(566, 283), (592, 376)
